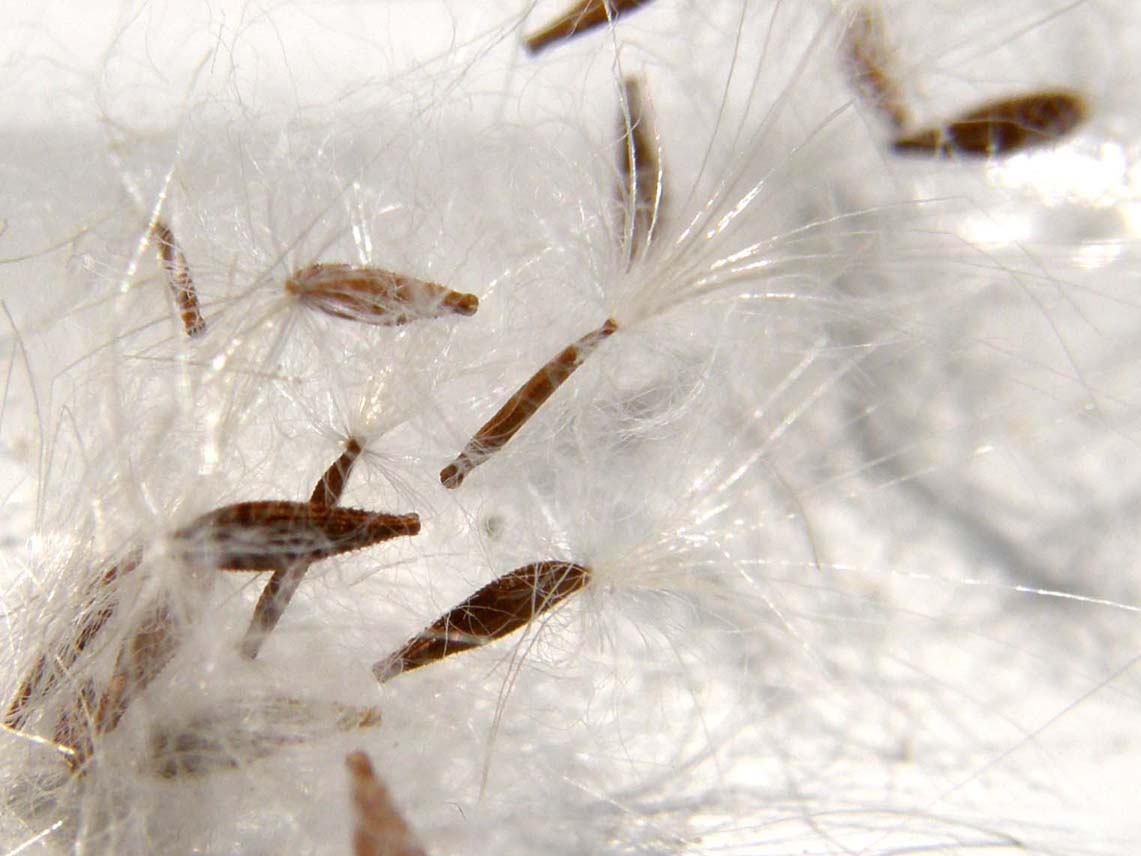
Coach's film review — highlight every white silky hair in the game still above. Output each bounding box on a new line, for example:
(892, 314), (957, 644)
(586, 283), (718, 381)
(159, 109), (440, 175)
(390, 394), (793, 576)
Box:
(0, 0), (1138, 853)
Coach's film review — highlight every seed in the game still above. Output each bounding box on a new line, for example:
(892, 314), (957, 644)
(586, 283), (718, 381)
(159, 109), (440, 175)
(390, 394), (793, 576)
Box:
(373, 561), (590, 682)
(286, 263), (478, 327)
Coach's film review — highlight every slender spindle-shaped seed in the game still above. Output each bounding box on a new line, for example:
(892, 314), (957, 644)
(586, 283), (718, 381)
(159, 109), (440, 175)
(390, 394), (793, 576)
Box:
(843, 5), (911, 130)
(4, 550), (141, 729)
(174, 500), (420, 572)
(286, 263), (478, 327)
(616, 76), (664, 266)
(373, 561), (591, 682)
(440, 319), (619, 489)
(524, 0), (654, 55)
(151, 698), (382, 778)
(151, 220), (206, 337)
(893, 91), (1087, 157)
(93, 601), (178, 742)
(240, 440), (365, 660)
(308, 437), (364, 507)
(52, 679), (96, 770)
(347, 751), (429, 856)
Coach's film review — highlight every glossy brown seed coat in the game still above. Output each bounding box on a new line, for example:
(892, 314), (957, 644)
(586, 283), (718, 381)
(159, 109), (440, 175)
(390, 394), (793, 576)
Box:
(440, 319), (619, 489)
(373, 561), (591, 682)
(616, 76), (663, 266)
(893, 91), (1087, 157)
(174, 500), (420, 571)
(524, 0), (654, 55)
(151, 220), (206, 337)
(241, 440), (366, 660)
(287, 263), (478, 327)
(347, 751), (429, 856)
(309, 438), (363, 507)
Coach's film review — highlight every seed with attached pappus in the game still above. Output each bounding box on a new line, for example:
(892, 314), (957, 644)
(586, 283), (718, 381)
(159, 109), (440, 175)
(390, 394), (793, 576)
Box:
(151, 219), (206, 337)
(286, 263), (478, 326)
(373, 561), (591, 682)
(440, 319), (619, 489)
(174, 500), (421, 572)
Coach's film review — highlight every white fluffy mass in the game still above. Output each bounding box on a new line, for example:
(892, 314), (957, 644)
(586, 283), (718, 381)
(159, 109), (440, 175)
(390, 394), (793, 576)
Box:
(0, 1), (1138, 854)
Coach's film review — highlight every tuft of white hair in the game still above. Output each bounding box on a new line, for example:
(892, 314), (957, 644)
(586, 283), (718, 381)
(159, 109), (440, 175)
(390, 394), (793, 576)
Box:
(1, 1), (1138, 854)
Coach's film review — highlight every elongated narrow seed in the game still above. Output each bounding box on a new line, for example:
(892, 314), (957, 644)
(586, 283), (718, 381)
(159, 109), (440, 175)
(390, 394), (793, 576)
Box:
(174, 500), (420, 571)
(94, 600), (178, 741)
(893, 91), (1087, 157)
(240, 441), (367, 660)
(151, 698), (382, 778)
(4, 550), (141, 729)
(52, 679), (95, 771)
(616, 76), (663, 267)
(309, 437), (363, 507)
(151, 220), (206, 337)
(347, 751), (428, 856)
(524, 0), (653, 55)
(440, 319), (619, 489)
(843, 5), (910, 130)
(373, 561), (591, 682)
(286, 263), (478, 327)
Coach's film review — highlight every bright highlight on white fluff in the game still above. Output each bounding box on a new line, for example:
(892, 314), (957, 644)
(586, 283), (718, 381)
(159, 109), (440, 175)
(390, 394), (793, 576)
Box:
(0, 1), (1139, 854)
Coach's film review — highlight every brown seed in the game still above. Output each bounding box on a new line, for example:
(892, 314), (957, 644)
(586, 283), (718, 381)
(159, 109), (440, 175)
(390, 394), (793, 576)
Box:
(52, 679), (96, 772)
(347, 751), (428, 856)
(150, 697), (382, 778)
(440, 319), (619, 489)
(524, 0), (654, 55)
(843, 6), (911, 130)
(241, 440), (368, 660)
(151, 219), (206, 337)
(4, 550), (141, 730)
(173, 500), (421, 572)
(309, 437), (364, 507)
(893, 91), (1087, 157)
(286, 263), (478, 327)
(616, 76), (664, 267)
(94, 600), (178, 740)
(373, 561), (590, 682)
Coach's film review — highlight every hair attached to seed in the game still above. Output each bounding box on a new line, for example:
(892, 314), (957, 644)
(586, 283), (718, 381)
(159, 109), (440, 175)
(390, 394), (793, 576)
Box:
(373, 561), (591, 683)
(286, 263), (478, 327)
(346, 750), (429, 856)
(523, 0), (654, 55)
(150, 219), (206, 337)
(892, 90), (1087, 157)
(240, 439), (365, 660)
(439, 319), (618, 489)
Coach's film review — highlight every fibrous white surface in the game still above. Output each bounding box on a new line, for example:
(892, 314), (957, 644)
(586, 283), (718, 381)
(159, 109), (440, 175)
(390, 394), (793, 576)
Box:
(1, 1), (1138, 854)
